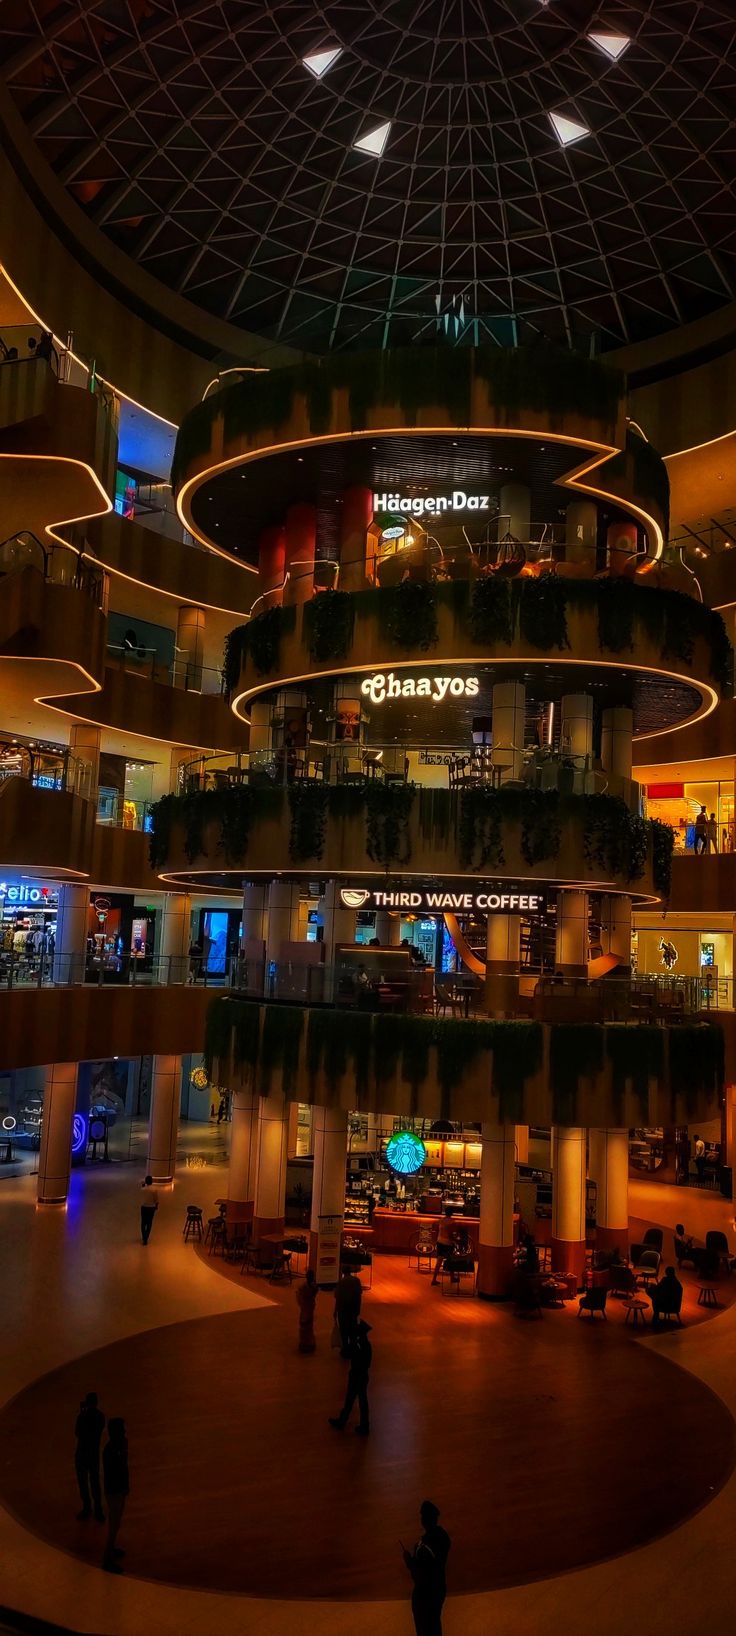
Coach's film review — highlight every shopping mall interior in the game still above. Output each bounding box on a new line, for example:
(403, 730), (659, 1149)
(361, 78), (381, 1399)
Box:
(3, 4), (736, 1634)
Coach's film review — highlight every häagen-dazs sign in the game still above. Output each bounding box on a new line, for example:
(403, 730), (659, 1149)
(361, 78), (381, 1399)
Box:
(340, 886), (546, 914)
(374, 491), (489, 516)
(361, 672), (479, 704)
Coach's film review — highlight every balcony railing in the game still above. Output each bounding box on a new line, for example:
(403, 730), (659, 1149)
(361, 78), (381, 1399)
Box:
(0, 739), (95, 801)
(0, 952), (226, 989)
(0, 531), (107, 609)
(106, 641), (225, 695)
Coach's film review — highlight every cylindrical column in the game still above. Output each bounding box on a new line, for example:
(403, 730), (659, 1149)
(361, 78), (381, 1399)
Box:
(258, 524), (286, 603)
(253, 1092), (289, 1241)
(484, 913), (520, 1017)
(310, 1106), (348, 1276)
(283, 503), (316, 604)
(242, 883), (268, 946)
(601, 706), (633, 783)
(176, 605), (205, 691)
(319, 880), (356, 965)
(555, 890), (589, 978)
(551, 1126), (586, 1285)
(477, 1123), (517, 1298)
(491, 681), (525, 783)
(560, 693), (593, 761)
(266, 880), (302, 967)
(515, 1125), (529, 1165)
(158, 892), (191, 982)
(247, 698), (271, 756)
(37, 1062), (78, 1204)
(339, 486), (373, 591)
(374, 910), (401, 946)
(603, 894), (632, 969)
(69, 722), (101, 801)
(588, 1128), (629, 1255)
(565, 499), (597, 567)
(228, 1087), (259, 1222)
(500, 482), (530, 541)
(147, 1055), (181, 1183)
(52, 883), (89, 984)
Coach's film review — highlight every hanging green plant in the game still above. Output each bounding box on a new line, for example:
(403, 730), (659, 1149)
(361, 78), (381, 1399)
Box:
(398, 1016), (436, 1090)
(519, 790), (561, 867)
(519, 577), (570, 652)
(204, 997), (235, 1078)
(595, 578), (637, 653)
(458, 787), (505, 871)
(231, 1001), (262, 1073)
(217, 787), (254, 864)
(304, 590), (355, 662)
(365, 781), (415, 866)
(260, 1005), (304, 1095)
(668, 1023), (725, 1119)
(306, 1007), (371, 1094)
(434, 1019), (496, 1094)
(183, 793), (207, 863)
(582, 794), (627, 876)
(243, 604), (296, 675)
(550, 1024), (604, 1124)
(606, 1025), (664, 1121)
(288, 783), (330, 862)
(624, 814), (649, 882)
(417, 787), (453, 850)
(222, 625), (249, 697)
(491, 1022), (544, 1123)
(651, 819), (674, 899)
(379, 580), (438, 650)
(148, 792), (177, 870)
(372, 1014), (406, 1086)
(469, 575), (515, 647)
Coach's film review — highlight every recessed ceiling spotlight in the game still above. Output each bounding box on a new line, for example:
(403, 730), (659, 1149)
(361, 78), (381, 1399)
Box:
(549, 110), (591, 147)
(353, 121), (391, 157)
(588, 31), (630, 61)
(303, 46), (342, 78)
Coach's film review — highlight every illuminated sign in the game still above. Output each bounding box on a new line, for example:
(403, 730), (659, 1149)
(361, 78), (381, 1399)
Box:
(374, 491), (489, 517)
(385, 1130), (427, 1175)
(361, 672), (479, 705)
(71, 1114), (87, 1155)
(340, 886), (546, 914)
(0, 881), (57, 906)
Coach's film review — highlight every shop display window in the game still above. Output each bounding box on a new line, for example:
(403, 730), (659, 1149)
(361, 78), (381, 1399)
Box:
(646, 780), (735, 853)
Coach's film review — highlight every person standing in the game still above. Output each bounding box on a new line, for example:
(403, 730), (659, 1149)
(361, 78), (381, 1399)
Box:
(296, 1268), (318, 1353)
(707, 812), (718, 853)
(694, 807), (708, 855)
(333, 1265), (363, 1357)
(139, 1174), (159, 1244)
(102, 1418), (129, 1573)
(694, 1134), (706, 1183)
(403, 1499), (452, 1636)
(74, 1391), (105, 1522)
(329, 1319), (372, 1435)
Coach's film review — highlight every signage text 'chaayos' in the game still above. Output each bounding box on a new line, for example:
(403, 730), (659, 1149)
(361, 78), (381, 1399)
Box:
(374, 491), (489, 517)
(340, 886), (546, 914)
(361, 672), (479, 705)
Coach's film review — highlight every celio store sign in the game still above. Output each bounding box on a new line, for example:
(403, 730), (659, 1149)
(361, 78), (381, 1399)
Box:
(374, 491), (489, 517)
(341, 886), (546, 914)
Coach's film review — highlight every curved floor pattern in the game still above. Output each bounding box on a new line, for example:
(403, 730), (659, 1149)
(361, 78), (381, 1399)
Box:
(0, 1255), (733, 1602)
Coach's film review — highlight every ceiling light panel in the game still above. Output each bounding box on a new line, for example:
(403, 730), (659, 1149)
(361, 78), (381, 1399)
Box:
(588, 31), (631, 61)
(549, 111), (591, 147)
(303, 46), (342, 78)
(353, 121), (392, 157)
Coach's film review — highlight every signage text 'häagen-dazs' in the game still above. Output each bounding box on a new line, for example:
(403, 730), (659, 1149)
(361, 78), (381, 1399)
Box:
(374, 491), (489, 517)
(340, 886), (546, 914)
(361, 672), (479, 705)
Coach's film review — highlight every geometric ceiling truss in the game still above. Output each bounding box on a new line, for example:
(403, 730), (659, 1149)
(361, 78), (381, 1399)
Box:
(1, 0), (736, 354)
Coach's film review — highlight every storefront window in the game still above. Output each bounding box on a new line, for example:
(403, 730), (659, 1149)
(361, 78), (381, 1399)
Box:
(646, 780), (735, 853)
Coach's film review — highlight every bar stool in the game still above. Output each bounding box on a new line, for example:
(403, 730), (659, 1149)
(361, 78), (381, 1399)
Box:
(208, 1217), (227, 1257)
(268, 1249), (293, 1284)
(183, 1205), (203, 1242)
(410, 1229), (436, 1273)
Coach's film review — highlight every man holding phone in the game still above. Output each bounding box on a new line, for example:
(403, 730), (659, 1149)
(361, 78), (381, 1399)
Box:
(402, 1499), (451, 1636)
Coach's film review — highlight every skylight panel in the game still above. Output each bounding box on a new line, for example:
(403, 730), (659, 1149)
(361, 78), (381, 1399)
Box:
(588, 32), (630, 61)
(353, 121), (392, 157)
(303, 46), (342, 77)
(549, 111), (590, 147)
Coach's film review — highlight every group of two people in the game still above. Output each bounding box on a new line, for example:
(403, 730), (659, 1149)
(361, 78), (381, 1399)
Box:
(74, 1393), (129, 1573)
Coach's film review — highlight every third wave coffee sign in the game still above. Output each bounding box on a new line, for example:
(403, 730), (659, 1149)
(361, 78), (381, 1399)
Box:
(340, 886), (546, 914)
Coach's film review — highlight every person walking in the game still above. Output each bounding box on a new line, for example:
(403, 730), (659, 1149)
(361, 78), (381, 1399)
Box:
(403, 1499), (452, 1636)
(694, 806), (708, 855)
(74, 1391), (105, 1522)
(102, 1418), (129, 1573)
(296, 1268), (318, 1353)
(329, 1318), (372, 1435)
(139, 1174), (159, 1244)
(707, 811), (718, 853)
(333, 1265), (363, 1357)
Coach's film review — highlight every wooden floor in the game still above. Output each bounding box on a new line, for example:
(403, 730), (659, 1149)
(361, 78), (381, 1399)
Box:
(0, 1241), (733, 1602)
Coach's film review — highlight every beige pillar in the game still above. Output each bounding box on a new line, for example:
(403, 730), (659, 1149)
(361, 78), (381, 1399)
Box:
(555, 891), (589, 978)
(374, 910), (401, 946)
(266, 880), (302, 967)
(491, 681), (525, 783)
(158, 892), (191, 982)
(53, 883), (89, 984)
(319, 880), (356, 964)
(242, 882), (268, 945)
(484, 913), (520, 1017)
(253, 1091), (289, 1240)
(500, 482), (531, 541)
(477, 1124), (517, 1298)
(147, 1055), (181, 1183)
(601, 706), (633, 783)
(565, 499), (597, 566)
(228, 1087), (259, 1223)
(603, 895), (632, 969)
(69, 722), (101, 800)
(515, 1125), (529, 1165)
(551, 1126), (586, 1285)
(560, 693), (593, 761)
(37, 1062), (78, 1204)
(176, 605), (205, 691)
(309, 1106), (348, 1277)
(588, 1128), (629, 1254)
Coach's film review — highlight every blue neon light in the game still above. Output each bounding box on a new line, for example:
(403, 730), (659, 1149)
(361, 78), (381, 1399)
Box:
(71, 1114), (87, 1155)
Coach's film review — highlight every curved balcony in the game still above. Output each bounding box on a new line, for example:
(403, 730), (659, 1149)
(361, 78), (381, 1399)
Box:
(229, 574), (730, 738)
(0, 980), (212, 1073)
(45, 658), (246, 752)
(70, 512), (255, 615)
(0, 546), (107, 706)
(0, 356), (115, 543)
(150, 783), (671, 904)
(0, 780), (96, 879)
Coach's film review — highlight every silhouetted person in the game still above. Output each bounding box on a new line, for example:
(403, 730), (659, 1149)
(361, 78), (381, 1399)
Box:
(694, 807), (707, 854)
(403, 1499), (451, 1636)
(650, 1266), (683, 1329)
(75, 1391), (105, 1522)
(102, 1418), (129, 1573)
(296, 1267), (318, 1353)
(521, 1232), (539, 1273)
(329, 1318), (372, 1435)
(140, 1174), (159, 1244)
(334, 1265), (362, 1356)
(673, 1223), (695, 1267)
(694, 1134), (706, 1183)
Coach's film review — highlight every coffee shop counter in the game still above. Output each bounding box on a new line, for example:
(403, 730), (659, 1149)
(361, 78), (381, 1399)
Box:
(360, 1209), (480, 1254)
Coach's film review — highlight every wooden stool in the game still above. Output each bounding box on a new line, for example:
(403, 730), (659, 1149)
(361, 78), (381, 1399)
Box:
(268, 1250), (293, 1284)
(624, 1298), (648, 1327)
(698, 1283), (720, 1308)
(183, 1206), (203, 1242)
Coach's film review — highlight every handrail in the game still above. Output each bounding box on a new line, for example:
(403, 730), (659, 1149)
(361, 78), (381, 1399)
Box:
(0, 531), (106, 607)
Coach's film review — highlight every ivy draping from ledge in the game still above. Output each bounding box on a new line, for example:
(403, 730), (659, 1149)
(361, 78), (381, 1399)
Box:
(204, 998), (723, 1129)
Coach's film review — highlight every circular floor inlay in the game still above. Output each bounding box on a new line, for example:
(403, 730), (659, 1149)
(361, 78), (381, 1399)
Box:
(0, 1265), (733, 1600)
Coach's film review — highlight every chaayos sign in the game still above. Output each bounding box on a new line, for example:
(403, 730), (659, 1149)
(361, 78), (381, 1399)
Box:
(361, 671), (479, 704)
(340, 886), (546, 914)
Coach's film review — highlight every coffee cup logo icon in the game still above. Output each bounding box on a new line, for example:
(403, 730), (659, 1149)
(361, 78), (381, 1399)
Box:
(340, 888), (370, 909)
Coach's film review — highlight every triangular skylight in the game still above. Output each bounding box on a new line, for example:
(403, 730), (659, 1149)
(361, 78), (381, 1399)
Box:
(549, 111), (591, 147)
(588, 31), (630, 61)
(303, 46), (342, 78)
(353, 121), (391, 157)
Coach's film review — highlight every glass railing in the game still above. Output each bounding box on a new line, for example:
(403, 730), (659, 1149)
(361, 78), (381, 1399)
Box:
(96, 790), (154, 832)
(0, 952), (226, 989)
(0, 739), (95, 800)
(0, 532), (107, 609)
(0, 326), (119, 423)
(106, 643), (224, 695)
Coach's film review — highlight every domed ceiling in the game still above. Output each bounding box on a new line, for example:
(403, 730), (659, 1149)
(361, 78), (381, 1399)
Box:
(1, 0), (735, 354)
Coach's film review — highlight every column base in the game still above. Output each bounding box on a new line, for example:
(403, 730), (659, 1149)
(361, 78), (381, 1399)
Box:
(253, 1214), (285, 1244)
(551, 1237), (586, 1288)
(596, 1224), (629, 1255)
(477, 1244), (515, 1300)
(225, 1200), (254, 1227)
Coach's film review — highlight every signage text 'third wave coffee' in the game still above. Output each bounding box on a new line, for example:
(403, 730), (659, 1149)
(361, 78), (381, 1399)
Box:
(340, 887), (546, 914)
